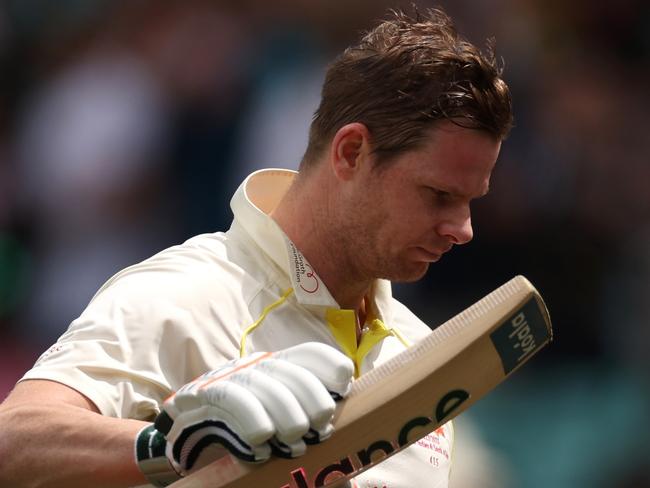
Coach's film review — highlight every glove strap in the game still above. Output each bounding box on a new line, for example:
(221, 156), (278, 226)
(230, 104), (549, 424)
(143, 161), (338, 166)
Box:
(135, 424), (182, 487)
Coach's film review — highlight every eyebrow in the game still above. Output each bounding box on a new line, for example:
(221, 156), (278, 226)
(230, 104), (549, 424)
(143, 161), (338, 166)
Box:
(439, 184), (490, 200)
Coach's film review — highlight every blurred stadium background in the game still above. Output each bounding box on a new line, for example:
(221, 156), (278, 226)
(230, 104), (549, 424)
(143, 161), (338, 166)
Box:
(0, 1), (649, 486)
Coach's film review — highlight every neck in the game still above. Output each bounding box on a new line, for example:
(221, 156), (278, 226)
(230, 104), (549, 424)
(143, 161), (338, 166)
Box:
(271, 172), (372, 311)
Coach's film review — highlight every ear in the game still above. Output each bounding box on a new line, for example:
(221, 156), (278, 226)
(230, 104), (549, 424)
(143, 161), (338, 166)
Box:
(329, 123), (372, 181)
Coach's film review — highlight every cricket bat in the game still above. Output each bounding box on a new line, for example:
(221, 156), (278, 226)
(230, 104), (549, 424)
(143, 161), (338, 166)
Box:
(171, 275), (552, 488)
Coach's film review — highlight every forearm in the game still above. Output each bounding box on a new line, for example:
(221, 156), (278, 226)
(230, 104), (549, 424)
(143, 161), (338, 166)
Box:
(0, 402), (149, 488)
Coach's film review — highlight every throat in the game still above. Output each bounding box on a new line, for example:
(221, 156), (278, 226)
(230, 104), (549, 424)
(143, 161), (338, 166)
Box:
(356, 296), (369, 342)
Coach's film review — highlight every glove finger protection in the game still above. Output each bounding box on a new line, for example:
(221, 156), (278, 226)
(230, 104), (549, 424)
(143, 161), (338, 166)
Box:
(137, 342), (354, 484)
(269, 342), (355, 445)
(274, 342), (355, 399)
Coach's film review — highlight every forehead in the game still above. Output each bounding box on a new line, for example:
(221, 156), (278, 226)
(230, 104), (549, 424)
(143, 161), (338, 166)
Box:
(385, 122), (501, 196)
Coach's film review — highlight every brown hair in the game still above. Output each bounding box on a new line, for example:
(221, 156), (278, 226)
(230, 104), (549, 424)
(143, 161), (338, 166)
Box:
(301, 7), (513, 168)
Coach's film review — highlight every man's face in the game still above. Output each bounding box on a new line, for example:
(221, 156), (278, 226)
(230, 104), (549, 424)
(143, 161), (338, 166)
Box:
(345, 121), (501, 283)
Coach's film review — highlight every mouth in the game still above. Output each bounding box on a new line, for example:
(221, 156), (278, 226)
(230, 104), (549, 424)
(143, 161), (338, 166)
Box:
(415, 247), (444, 262)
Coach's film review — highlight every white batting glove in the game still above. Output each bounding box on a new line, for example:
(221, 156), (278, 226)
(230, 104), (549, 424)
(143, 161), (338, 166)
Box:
(136, 342), (354, 484)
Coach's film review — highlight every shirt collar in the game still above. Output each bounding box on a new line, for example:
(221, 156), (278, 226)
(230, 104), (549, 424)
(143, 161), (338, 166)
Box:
(230, 168), (394, 322)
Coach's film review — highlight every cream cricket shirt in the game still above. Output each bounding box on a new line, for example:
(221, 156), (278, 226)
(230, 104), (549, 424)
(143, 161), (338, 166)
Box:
(22, 169), (454, 488)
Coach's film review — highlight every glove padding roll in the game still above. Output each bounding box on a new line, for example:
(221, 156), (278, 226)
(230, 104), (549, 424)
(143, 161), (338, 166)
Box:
(155, 342), (354, 475)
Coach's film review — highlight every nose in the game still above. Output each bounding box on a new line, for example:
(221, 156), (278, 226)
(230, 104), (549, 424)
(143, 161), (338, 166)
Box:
(437, 206), (474, 245)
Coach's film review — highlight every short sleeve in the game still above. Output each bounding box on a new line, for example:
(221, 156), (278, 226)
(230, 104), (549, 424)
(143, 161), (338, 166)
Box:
(21, 260), (243, 419)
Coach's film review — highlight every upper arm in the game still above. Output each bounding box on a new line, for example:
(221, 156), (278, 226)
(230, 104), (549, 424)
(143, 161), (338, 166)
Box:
(2, 379), (100, 413)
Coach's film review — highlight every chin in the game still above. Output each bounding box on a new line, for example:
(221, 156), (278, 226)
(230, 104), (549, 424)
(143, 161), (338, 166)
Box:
(384, 262), (430, 283)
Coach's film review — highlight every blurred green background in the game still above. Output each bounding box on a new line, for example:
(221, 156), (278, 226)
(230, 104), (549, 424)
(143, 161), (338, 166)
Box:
(1, 1), (649, 486)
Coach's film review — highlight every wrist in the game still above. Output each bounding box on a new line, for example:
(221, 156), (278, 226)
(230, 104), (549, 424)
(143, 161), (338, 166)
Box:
(134, 424), (182, 487)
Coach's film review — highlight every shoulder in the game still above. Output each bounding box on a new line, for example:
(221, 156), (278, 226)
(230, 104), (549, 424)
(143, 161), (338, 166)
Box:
(78, 233), (264, 352)
(90, 232), (262, 312)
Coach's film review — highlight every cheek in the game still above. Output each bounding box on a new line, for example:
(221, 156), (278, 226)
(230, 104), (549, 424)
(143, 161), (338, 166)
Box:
(385, 200), (435, 242)
(402, 194), (437, 225)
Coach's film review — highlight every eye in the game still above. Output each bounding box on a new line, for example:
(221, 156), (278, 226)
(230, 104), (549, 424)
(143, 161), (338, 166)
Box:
(429, 187), (452, 202)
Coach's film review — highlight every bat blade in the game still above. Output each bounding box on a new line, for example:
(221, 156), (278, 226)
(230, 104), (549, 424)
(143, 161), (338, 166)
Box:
(171, 275), (552, 488)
